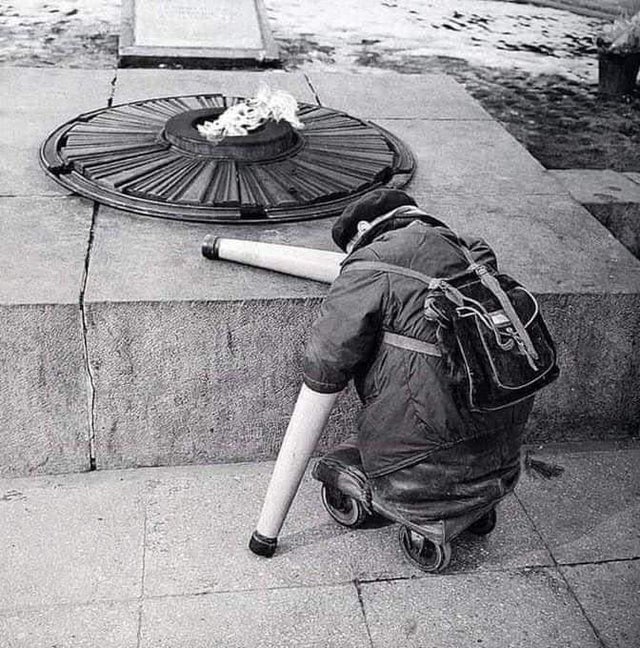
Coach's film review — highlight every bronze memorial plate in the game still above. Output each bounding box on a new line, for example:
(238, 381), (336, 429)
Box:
(40, 93), (416, 223)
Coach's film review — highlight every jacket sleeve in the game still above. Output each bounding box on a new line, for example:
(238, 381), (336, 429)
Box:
(302, 267), (385, 394)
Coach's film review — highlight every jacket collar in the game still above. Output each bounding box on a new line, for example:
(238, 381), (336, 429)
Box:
(350, 205), (448, 253)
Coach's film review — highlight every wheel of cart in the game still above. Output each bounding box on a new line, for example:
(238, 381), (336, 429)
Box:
(321, 484), (369, 529)
(398, 525), (452, 573)
(467, 507), (497, 535)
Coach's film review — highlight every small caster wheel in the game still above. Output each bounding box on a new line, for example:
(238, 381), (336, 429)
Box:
(398, 526), (452, 573)
(467, 508), (497, 536)
(321, 484), (368, 529)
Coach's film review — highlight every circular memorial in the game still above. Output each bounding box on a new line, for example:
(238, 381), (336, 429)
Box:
(40, 93), (416, 223)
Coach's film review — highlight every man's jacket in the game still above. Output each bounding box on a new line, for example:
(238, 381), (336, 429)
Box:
(302, 211), (533, 521)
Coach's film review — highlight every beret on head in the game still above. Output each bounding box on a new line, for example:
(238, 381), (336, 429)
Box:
(331, 188), (417, 251)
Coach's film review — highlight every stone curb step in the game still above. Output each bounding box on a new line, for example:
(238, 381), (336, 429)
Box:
(550, 169), (640, 259)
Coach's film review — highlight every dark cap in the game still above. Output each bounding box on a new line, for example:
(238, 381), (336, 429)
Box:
(331, 189), (417, 251)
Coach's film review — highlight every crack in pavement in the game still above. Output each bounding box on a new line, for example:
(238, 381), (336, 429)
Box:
(79, 202), (98, 471)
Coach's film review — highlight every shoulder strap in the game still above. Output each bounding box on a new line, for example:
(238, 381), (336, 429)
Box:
(342, 260), (435, 287)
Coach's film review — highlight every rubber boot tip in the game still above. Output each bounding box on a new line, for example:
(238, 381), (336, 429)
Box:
(249, 531), (277, 557)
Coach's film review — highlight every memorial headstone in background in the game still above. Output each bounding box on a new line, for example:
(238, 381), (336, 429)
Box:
(119, 0), (279, 68)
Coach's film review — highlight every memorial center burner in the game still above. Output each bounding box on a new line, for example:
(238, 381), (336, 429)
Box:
(40, 93), (416, 223)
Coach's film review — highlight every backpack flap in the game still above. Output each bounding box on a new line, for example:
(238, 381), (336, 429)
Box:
(428, 273), (559, 411)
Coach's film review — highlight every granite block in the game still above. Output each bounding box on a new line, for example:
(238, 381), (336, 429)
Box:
(140, 585), (369, 648)
(307, 71), (492, 120)
(0, 304), (90, 476)
(360, 568), (601, 648)
(550, 169), (640, 204)
(516, 448), (640, 563)
(562, 561), (640, 648)
(0, 470), (145, 611)
(111, 69), (315, 105)
(0, 601), (139, 648)
(381, 119), (565, 196)
(0, 68), (114, 197)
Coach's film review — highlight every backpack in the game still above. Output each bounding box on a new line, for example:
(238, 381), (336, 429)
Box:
(347, 245), (559, 412)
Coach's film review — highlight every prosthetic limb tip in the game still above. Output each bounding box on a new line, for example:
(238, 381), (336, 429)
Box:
(249, 530), (278, 557)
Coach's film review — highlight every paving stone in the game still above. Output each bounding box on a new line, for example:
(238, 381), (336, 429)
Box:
(141, 463), (362, 596)
(549, 169), (640, 204)
(0, 68), (114, 197)
(140, 584), (369, 648)
(416, 192), (640, 295)
(0, 471), (146, 611)
(306, 71), (492, 120)
(0, 601), (139, 648)
(85, 206), (334, 303)
(360, 568), (601, 648)
(382, 119), (564, 196)
(515, 448), (640, 564)
(0, 197), (92, 305)
(111, 68), (316, 105)
(562, 561), (640, 648)
(140, 463), (551, 599)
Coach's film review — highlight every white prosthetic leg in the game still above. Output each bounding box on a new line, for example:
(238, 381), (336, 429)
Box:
(249, 384), (339, 557)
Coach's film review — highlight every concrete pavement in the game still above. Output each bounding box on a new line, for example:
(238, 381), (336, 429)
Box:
(0, 443), (638, 647)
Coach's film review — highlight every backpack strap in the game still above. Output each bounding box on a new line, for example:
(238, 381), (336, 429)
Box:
(458, 247), (539, 365)
(343, 261), (442, 358)
(342, 260), (435, 286)
(382, 331), (441, 357)
(344, 257), (540, 369)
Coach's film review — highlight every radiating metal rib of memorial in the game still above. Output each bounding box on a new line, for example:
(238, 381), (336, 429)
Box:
(40, 93), (416, 223)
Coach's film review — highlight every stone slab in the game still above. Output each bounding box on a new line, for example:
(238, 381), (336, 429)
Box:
(142, 464), (357, 595)
(83, 193), (640, 468)
(138, 463), (549, 598)
(86, 178), (640, 305)
(583, 202), (640, 260)
(86, 297), (362, 469)
(0, 470), (146, 611)
(111, 69), (315, 105)
(0, 197), (93, 476)
(120, 0), (278, 66)
(381, 118), (565, 196)
(527, 292), (640, 442)
(562, 561), (640, 648)
(360, 568), (601, 648)
(85, 206), (333, 303)
(0, 197), (93, 306)
(415, 193), (640, 295)
(0, 601), (140, 648)
(515, 448), (640, 564)
(0, 68), (115, 197)
(84, 288), (639, 468)
(0, 303), (91, 476)
(140, 585), (369, 648)
(306, 71), (493, 120)
(549, 169), (640, 204)
(0, 602), (140, 648)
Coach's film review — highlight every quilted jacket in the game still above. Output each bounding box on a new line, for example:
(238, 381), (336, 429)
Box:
(302, 212), (533, 521)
